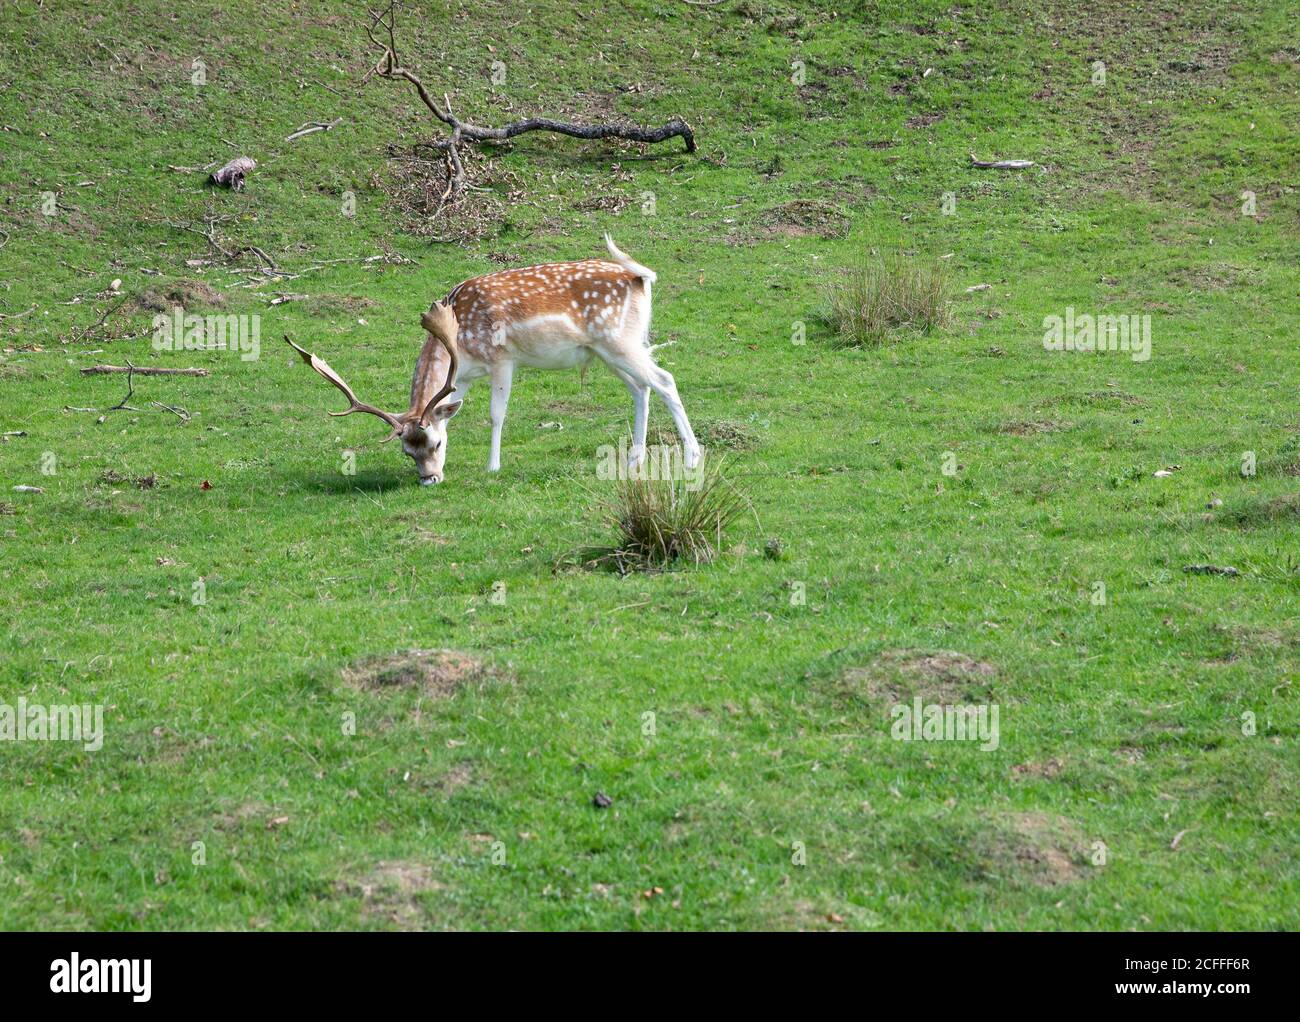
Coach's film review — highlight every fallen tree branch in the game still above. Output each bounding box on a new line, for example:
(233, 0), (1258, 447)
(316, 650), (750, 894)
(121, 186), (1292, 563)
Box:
(81, 365), (210, 376)
(969, 152), (1035, 170)
(286, 118), (343, 141)
(151, 401), (192, 421)
(364, 3), (695, 203)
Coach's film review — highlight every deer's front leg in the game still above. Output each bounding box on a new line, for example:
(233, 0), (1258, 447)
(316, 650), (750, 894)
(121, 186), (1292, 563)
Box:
(487, 360), (514, 472)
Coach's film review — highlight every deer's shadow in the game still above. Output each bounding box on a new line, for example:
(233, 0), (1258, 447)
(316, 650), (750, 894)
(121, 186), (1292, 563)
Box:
(300, 468), (411, 495)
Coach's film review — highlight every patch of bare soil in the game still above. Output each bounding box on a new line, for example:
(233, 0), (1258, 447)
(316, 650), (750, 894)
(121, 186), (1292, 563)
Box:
(133, 279), (226, 312)
(998, 419), (1070, 436)
(213, 801), (278, 831)
(436, 764), (474, 795)
(1165, 263), (1259, 291)
(341, 648), (491, 698)
(1011, 758), (1066, 780)
(797, 81), (831, 105)
(1205, 623), (1299, 664)
(904, 111), (945, 129)
(839, 649), (997, 705)
(337, 861), (445, 929)
(753, 200), (850, 241)
(653, 418), (759, 451)
(991, 812), (1089, 887)
(99, 469), (158, 489)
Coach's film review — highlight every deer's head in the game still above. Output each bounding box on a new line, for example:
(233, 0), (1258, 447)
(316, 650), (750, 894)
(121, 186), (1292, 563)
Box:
(285, 301), (461, 486)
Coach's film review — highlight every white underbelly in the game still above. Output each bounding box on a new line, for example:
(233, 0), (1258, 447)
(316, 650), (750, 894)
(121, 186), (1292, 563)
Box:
(507, 315), (595, 369)
(515, 343), (594, 370)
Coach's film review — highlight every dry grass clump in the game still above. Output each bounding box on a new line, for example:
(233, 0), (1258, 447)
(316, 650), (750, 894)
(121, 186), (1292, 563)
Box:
(822, 251), (951, 347)
(565, 456), (749, 572)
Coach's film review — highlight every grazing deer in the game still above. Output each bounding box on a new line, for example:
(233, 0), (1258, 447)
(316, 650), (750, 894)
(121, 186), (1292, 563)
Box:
(285, 236), (700, 485)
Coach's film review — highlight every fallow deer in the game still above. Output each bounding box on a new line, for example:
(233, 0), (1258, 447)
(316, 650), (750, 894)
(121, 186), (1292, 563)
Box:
(286, 236), (700, 485)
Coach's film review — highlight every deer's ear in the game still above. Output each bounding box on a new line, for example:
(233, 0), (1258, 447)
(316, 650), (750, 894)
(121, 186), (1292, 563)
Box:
(433, 400), (462, 421)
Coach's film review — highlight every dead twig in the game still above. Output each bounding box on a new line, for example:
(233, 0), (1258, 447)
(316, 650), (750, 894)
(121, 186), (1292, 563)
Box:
(81, 365), (210, 376)
(109, 361), (139, 411)
(151, 401), (192, 421)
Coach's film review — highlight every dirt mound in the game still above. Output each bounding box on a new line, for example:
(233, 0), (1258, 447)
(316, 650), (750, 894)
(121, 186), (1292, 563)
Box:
(998, 419), (1069, 436)
(337, 861), (445, 929)
(653, 419), (759, 451)
(755, 200), (849, 240)
(840, 649), (996, 705)
(995, 812), (1089, 887)
(341, 648), (490, 697)
(134, 278), (226, 312)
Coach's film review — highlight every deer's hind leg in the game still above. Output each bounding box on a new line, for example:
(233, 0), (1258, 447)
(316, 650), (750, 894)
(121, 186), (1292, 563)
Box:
(596, 345), (700, 471)
(608, 366), (651, 469)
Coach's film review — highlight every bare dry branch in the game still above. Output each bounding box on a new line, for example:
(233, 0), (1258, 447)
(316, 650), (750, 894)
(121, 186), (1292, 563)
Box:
(969, 152), (1035, 169)
(363, 3), (695, 203)
(285, 118), (343, 142)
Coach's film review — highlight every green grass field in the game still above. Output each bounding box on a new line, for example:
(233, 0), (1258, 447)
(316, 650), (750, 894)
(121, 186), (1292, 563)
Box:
(1, 0), (1296, 930)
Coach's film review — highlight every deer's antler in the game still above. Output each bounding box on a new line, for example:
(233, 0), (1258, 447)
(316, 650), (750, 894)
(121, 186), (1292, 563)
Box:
(284, 335), (405, 440)
(416, 302), (459, 426)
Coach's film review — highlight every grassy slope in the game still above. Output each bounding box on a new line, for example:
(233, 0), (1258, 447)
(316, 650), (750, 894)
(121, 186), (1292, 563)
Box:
(0, 0), (1296, 929)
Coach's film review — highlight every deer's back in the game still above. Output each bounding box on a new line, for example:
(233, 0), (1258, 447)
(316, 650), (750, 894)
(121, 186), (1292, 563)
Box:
(447, 259), (646, 363)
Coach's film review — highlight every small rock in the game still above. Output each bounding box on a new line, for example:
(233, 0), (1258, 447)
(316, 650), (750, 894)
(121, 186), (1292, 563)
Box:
(592, 791), (613, 809)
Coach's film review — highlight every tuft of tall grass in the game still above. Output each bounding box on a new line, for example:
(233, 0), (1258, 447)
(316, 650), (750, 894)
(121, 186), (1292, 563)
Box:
(564, 456), (749, 573)
(821, 250), (952, 347)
